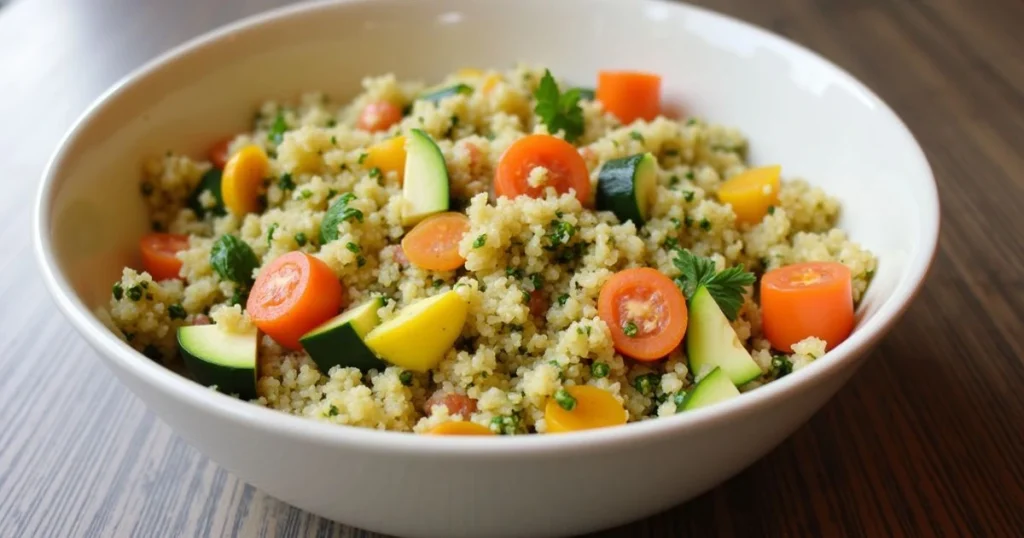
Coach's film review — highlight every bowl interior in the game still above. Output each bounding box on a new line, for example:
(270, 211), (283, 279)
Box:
(39, 0), (936, 409)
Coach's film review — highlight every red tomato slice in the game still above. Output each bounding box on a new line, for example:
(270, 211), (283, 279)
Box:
(139, 233), (189, 281)
(246, 251), (345, 350)
(597, 267), (688, 361)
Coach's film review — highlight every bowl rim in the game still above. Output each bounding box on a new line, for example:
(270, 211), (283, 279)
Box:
(32, 0), (940, 456)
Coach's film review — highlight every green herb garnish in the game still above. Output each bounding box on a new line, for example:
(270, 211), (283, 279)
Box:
(591, 362), (610, 378)
(277, 173), (295, 191)
(320, 193), (363, 244)
(399, 371), (413, 386)
(210, 234), (259, 286)
(533, 69), (584, 143)
(622, 321), (638, 337)
(473, 234), (487, 248)
(168, 304), (187, 320)
(672, 248), (755, 320)
(268, 111), (288, 144)
(554, 388), (577, 411)
(112, 282), (124, 301)
(294, 232), (308, 247)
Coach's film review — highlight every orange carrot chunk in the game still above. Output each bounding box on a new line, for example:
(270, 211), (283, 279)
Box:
(760, 261), (855, 352)
(596, 71), (662, 124)
(401, 212), (471, 272)
(494, 134), (591, 204)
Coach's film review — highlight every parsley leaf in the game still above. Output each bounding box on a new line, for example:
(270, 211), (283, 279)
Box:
(533, 69), (584, 143)
(268, 111), (288, 144)
(672, 248), (755, 320)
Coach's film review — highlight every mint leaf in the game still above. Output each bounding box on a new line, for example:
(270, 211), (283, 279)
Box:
(533, 70), (584, 143)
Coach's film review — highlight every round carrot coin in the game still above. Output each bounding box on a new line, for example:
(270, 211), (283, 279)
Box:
(597, 267), (688, 361)
(139, 232), (189, 281)
(400, 212), (471, 272)
(246, 251), (345, 350)
(428, 421), (495, 436)
(494, 134), (591, 204)
(760, 261), (854, 352)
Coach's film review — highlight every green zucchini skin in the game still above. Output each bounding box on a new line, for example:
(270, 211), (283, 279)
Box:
(596, 152), (657, 225)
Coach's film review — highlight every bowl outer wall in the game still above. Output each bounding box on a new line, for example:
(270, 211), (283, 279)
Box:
(33, 0), (939, 536)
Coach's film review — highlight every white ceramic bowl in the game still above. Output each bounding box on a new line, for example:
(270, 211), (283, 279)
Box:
(34, 0), (939, 536)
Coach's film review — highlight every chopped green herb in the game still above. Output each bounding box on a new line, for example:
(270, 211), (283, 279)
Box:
(533, 69), (584, 143)
(210, 235), (260, 286)
(530, 273), (543, 290)
(433, 279), (445, 289)
(277, 173), (295, 191)
(767, 205), (776, 215)
(664, 237), (679, 249)
(327, 188), (338, 199)
(230, 287), (248, 306)
(357, 255), (367, 268)
(112, 283), (124, 301)
(684, 216), (694, 228)
(506, 267), (524, 279)
(547, 219), (576, 247)
(268, 111), (288, 144)
(473, 234), (487, 248)
(557, 293), (569, 307)
(330, 135), (337, 145)
(670, 217), (682, 230)
(521, 290), (531, 304)
(699, 218), (712, 231)
(686, 118), (698, 126)
(509, 323), (525, 332)
(357, 153), (368, 165)
(320, 193), (363, 244)
(328, 404), (339, 417)
(490, 413), (521, 435)
(622, 321), (638, 337)
(630, 131), (645, 143)
(771, 355), (793, 378)
(326, 118), (337, 127)
(300, 189), (313, 199)
(591, 361), (610, 378)
(685, 171), (695, 180)
(634, 373), (658, 397)
(168, 304), (187, 320)
(672, 248), (756, 320)
(673, 391), (688, 411)
(683, 191), (695, 202)
(669, 175), (680, 187)
(126, 285), (143, 302)
(554, 388), (577, 411)
(345, 242), (360, 253)
(266, 223), (278, 247)
(399, 371), (414, 386)
(294, 232), (308, 247)
(369, 167), (382, 179)
(664, 148), (680, 157)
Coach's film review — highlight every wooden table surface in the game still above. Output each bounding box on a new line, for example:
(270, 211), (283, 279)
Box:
(2, 0), (1023, 536)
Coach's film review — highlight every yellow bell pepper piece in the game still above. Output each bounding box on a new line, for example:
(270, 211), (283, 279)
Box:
(545, 385), (627, 433)
(716, 164), (782, 225)
(481, 74), (501, 94)
(221, 144), (269, 215)
(365, 135), (406, 183)
(428, 421), (494, 436)
(363, 291), (468, 372)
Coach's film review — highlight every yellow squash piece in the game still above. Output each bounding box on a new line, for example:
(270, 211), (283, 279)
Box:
(221, 144), (269, 215)
(545, 385), (627, 433)
(363, 290), (468, 372)
(717, 164), (782, 225)
(365, 135), (407, 183)
(428, 421), (494, 436)
(481, 74), (501, 94)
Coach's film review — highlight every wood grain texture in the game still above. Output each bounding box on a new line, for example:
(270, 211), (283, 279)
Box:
(1, 0), (1022, 536)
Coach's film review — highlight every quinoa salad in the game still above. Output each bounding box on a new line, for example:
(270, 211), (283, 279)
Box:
(102, 66), (876, 436)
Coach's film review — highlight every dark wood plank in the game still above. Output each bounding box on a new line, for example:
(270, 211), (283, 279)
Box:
(0, 0), (1021, 537)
